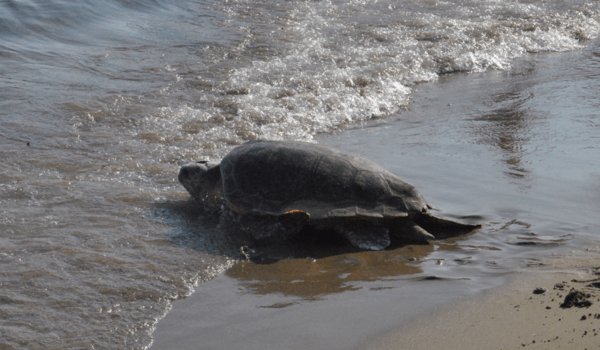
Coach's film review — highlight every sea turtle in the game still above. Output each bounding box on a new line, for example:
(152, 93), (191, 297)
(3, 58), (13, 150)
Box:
(178, 140), (480, 250)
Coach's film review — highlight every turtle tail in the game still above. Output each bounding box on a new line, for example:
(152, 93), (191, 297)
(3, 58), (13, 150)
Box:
(413, 213), (481, 239)
(389, 219), (435, 243)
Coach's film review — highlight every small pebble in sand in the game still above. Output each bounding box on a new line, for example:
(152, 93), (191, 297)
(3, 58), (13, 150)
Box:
(533, 287), (547, 294)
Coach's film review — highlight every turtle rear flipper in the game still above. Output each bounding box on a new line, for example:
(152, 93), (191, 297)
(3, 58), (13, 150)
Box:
(335, 225), (391, 251)
(413, 213), (481, 239)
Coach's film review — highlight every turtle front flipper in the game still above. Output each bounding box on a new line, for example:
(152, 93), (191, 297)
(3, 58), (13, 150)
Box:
(334, 225), (391, 251)
(413, 213), (481, 239)
(234, 210), (310, 244)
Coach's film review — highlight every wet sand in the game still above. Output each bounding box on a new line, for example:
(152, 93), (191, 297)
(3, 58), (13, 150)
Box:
(364, 242), (600, 350)
(151, 243), (507, 350)
(152, 244), (600, 350)
(151, 45), (600, 350)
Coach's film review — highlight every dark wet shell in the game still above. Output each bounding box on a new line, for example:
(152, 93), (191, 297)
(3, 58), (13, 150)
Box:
(220, 140), (429, 220)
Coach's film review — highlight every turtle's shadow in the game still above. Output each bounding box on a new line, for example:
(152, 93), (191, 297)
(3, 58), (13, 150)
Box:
(245, 226), (425, 265)
(152, 199), (424, 263)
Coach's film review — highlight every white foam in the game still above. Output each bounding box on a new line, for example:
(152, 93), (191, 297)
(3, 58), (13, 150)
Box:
(157, 0), (599, 155)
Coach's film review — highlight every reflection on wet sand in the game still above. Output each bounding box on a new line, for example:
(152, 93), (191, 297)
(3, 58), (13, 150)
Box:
(225, 228), (480, 301)
(227, 245), (429, 301)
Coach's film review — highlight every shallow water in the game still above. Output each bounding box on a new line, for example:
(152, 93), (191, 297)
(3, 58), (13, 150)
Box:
(1, 0), (600, 348)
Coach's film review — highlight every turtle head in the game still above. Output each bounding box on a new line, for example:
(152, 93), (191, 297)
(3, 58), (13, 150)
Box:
(178, 161), (223, 208)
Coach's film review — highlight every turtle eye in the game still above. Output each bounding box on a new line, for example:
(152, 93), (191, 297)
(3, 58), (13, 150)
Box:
(196, 160), (208, 164)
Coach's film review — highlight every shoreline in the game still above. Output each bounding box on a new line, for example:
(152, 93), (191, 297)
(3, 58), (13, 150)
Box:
(150, 45), (600, 349)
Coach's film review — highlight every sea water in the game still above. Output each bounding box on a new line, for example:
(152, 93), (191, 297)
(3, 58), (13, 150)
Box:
(1, 0), (599, 348)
